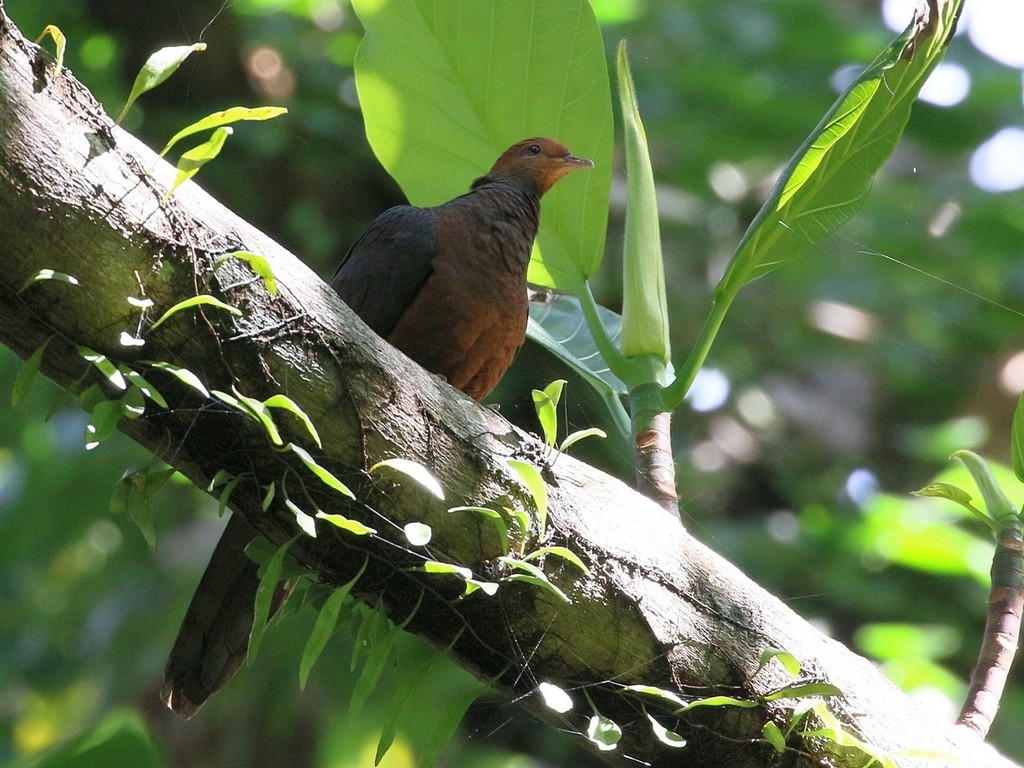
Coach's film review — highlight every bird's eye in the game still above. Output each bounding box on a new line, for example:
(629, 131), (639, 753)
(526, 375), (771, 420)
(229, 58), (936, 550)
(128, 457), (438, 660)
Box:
(527, 144), (541, 156)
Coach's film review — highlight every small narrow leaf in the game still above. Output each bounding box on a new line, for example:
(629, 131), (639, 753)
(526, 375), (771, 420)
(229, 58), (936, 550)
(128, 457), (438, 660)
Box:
(756, 648), (802, 678)
(537, 682), (573, 713)
(79, 347), (127, 390)
(420, 561), (473, 580)
(248, 536), (295, 666)
(84, 399), (123, 450)
(213, 250), (279, 297)
(146, 361), (209, 397)
(160, 106), (288, 157)
(127, 296), (154, 309)
(263, 394), (321, 447)
(764, 682), (843, 702)
(622, 684), (687, 708)
(163, 126), (233, 201)
(299, 561), (365, 690)
(559, 427), (607, 453)
(646, 713), (686, 749)
(315, 511), (376, 536)
(952, 450), (1016, 524)
(35, 25), (66, 78)
(531, 379), (565, 447)
(19, 268), (79, 293)
(149, 294), (241, 331)
(912, 481), (994, 530)
(506, 459), (547, 537)
(289, 443), (355, 497)
(677, 696), (759, 713)
(285, 498), (318, 537)
(12, 339), (49, 407)
(369, 457), (444, 500)
(117, 43), (207, 123)
(522, 545), (588, 573)
(763, 721), (786, 753)
(230, 388), (283, 445)
(350, 622), (398, 713)
(123, 369), (168, 408)
(587, 714), (621, 751)
(506, 573), (570, 603)
(403, 522), (432, 546)
(118, 332), (145, 348)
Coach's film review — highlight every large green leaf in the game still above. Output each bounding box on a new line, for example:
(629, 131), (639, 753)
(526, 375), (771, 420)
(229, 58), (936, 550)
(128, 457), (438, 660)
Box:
(351, 0), (612, 290)
(715, 0), (963, 303)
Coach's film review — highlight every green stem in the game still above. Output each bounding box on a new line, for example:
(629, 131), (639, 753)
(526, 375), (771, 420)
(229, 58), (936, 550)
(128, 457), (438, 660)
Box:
(662, 290), (735, 411)
(577, 278), (632, 384)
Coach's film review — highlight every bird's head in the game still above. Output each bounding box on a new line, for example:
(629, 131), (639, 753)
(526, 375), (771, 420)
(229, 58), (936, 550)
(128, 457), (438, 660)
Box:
(476, 137), (594, 196)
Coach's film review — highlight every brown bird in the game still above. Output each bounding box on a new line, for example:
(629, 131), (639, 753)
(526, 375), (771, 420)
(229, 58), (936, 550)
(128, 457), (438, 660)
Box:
(162, 138), (593, 717)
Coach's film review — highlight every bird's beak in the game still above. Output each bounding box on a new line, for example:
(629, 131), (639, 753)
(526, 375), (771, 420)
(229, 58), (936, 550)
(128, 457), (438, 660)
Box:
(564, 154), (595, 169)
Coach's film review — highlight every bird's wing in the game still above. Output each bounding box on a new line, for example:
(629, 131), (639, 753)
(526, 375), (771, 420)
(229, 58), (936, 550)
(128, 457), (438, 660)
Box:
(330, 205), (438, 337)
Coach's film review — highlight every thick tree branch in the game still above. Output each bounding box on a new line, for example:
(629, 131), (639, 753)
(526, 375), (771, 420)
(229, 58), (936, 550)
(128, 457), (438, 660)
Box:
(0, 8), (1016, 767)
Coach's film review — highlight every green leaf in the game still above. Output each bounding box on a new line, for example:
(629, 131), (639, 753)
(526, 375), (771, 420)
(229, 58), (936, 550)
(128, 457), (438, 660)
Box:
(617, 41), (669, 363)
(149, 294), (241, 331)
(506, 573), (571, 603)
(559, 427), (607, 453)
(117, 43), (207, 123)
(120, 385), (146, 418)
(417, 681), (489, 768)
(506, 459), (547, 536)
(284, 498), (318, 537)
(448, 505), (509, 554)
(376, 648), (446, 764)
(403, 522), (432, 546)
(248, 536), (295, 666)
(213, 250), (280, 297)
(1012, 389), (1024, 484)
(522, 545), (588, 573)
(110, 463), (174, 549)
(621, 684), (687, 708)
(24, 710), (163, 768)
(677, 695), (759, 713)
(289, 443), (355, 497)
(350, 619), (398, 713)
(369, 457), (444, 500)
(85, 398), (123, 450)
(537, 681), (573, 713)
(35, 25), (66, 78)
(160, 106), (288, 157)
(420, 560), (473, 580)
(912, 481), (993, 530)
(764, 682), (843, 702)
(262, 394), (321, 447)
(763, 721), (786, 753)
(299, 563), (365, 690)
(951, 450), (1016, 525)
(12, 339), (49, 407)
(146, 361), (209, 397)
(646, 713), (686, 749)
(756, 648), (802, 678)
(531, 379), (565, 448)
(162, 126), (233, 201)
(715, 2), (962, 302)
(18, 268), (79, 293)
(79, 347), (127, 390)
(316, 511), (376, 536)
(586, 714), (621, 751)
(351, 0), (612, 290)
(123, 369), (168, 408)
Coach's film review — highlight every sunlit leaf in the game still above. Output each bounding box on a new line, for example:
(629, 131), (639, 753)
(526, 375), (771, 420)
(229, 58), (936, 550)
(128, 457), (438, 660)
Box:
(531, 379), (564, 448)
(315, 511), (376, 536)
(117, 43), (207, 123)
(78, 347), (127, 390)
(285, 498), (318, 537)
(646, 713), (686, 749)
(764, 682), (843, 702)
(351, 0), (612, 290)
(622, 684), (687, 708)
(403, 522), (432, 546)
(420, 560), (473, 580)
(163, 126), (233, 201)
(35, 25), (66, 78)
(506, 459), (547, 536)
(226, 388), (283, 445)
(369, 457), (444, 500)
(763, 721), (786, 753)
(149, 294), (241, 331)
(522, 545), (588, 573)
(146, 361), (210, 397)
(213, 250), (279, 297)
(715, 1), (963, 302)
(289, 443), (355, 497)
(756, 648), (802, 678)
(18, 268), (79, 293)
(123, 369), (168, 408)
(587, 714), (621, 751)
(912, 481), (993, 530)
(160, 106), (288, 157)
(559, 427), (607, 453)
(677, 695), (759, 713)
(537, 681), (573, 713)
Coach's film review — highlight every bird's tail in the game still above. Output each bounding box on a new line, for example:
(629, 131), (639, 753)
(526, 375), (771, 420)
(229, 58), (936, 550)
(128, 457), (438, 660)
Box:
(162, 513), (293, 718)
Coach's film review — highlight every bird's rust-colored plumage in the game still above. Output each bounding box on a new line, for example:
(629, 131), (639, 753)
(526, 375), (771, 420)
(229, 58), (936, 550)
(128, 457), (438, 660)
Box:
(162, 138), (593, 717)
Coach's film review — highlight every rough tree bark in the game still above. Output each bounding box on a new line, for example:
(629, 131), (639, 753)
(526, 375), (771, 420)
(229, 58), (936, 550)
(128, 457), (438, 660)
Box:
(0, 8), (1016, 768)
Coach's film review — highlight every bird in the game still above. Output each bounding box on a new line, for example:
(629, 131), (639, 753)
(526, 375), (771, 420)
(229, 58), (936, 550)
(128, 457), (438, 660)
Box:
(161, 137), (594, 717)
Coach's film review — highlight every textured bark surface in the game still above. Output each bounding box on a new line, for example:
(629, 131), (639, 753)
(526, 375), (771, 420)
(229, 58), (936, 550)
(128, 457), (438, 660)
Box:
(0, 7), (1017, 767)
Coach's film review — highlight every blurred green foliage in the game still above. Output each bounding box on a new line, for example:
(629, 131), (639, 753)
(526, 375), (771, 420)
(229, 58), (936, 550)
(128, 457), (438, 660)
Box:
(2, 0), (1024, 766)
